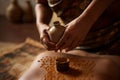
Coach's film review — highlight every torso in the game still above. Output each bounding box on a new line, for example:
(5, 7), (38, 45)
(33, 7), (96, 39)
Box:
(48, 0), (91, 24)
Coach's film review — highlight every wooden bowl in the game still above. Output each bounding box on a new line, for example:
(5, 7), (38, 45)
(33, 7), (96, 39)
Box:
(56, 57), (70, 72)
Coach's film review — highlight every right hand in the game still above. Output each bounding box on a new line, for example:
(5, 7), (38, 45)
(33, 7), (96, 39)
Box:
(38, 24), (56, 50)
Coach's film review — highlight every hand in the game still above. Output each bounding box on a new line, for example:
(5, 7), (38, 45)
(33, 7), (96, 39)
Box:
(38, 24), (56, 50)
(56, 18), (92, 51)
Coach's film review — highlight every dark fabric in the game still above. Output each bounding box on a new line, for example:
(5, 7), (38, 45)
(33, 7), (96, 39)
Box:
(75, 21), (120, 55)
(48, 0), (91, 24)
(47, 0), (120, 55)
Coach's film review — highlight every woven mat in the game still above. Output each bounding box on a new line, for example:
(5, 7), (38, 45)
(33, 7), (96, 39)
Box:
(0, 38), (46, 80)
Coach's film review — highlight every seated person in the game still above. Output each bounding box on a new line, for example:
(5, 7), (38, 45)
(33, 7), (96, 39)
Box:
(35, 0), (120, 55)
(19, 0), (120, 80)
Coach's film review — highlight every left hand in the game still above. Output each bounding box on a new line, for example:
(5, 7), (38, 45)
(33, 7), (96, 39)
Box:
(56, 18), (91, 51)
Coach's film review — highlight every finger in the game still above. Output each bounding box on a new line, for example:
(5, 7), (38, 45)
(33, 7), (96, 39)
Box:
(44, 43), (56, 50)
(43, 29), (55, 45)
(40, 29), (56, 50)
(42, 37), (56, 50)
(40, 35), (48, 44)
(43, 30), (49, 38)
(56, 31), (69, 49)
(44, 37), (55, 47)
(40, 29), (48, 43)
(43, 29), (48, 34)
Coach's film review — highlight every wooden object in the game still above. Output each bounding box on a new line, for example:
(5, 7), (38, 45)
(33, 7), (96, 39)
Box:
(23, 1), (34, 23)
(6, 0), (23, 23)
(56, 57), (70, 72)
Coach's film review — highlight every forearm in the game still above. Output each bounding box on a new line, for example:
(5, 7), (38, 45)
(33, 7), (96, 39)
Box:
(35, 3), (53, 26)
(76, 0), (114, 29)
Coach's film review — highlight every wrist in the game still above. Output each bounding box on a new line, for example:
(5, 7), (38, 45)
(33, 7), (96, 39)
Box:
(36, 22), (49, 33)
(36, 21), (46, 27)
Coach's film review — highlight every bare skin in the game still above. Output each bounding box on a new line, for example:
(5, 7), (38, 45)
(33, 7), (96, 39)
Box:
(35, 1), (55, 50)
(56, 0), (119, 51)
(35, 0), (120, 51)
(18, 1), (120, 79)
(19, 50), (120, 80)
